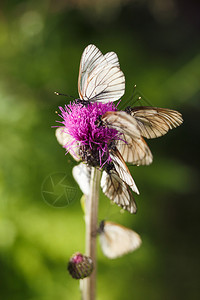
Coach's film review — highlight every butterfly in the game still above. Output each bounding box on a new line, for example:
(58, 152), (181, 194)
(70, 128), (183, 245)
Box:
(101, 166), (137, 214)
(100, 111), (153, 165)
(78, 44), (125, 103)
(116, 133), (153, 166)
(99, 106), (183, 165)
(125, 106), (183, 139)
(108, 144), (139, 194)
(72, 163), (91, 196)
(98, 220), (142, 259)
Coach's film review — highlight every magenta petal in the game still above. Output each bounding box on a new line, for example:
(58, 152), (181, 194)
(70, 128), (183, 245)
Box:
(57, 101), (121, 166)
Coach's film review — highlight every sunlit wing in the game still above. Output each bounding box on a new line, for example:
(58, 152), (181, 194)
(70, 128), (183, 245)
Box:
(72, 163), (91, 196)
(104, 52), (120, 67)
(116, 134), (153, 165)
(125, 106), (183, 139)
(101, 111), (141, 138)
(109, 147), (139, 194)
(99, 220), (142, 259)
(55, 127), (81, 161)
(101, 170), (137, 214)
(78, 44), (105, 99)
(78, 44), (125, 103)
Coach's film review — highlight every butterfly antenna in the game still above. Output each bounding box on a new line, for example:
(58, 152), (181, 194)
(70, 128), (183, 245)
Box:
(54, 91), (75, 99)
(135, 96), (143, 106)
(136, 89), (153, 106)
(126, 84), (137, 104)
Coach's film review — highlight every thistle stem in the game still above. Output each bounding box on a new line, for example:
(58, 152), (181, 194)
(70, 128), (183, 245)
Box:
(82, 167), (101, 300)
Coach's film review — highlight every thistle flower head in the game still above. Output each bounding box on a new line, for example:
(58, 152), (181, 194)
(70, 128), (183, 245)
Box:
(58, 101), (121, 167)
(67, 252), (93, 279)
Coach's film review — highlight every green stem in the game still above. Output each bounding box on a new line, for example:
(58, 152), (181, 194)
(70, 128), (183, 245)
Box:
(82, 167), (101, 300)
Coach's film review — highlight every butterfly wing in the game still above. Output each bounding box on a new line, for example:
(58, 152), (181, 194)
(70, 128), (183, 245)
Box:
(55, 127), (81, 161)
(78, 44), (125, 103)
(109, 147), (139, 194)
(101, 111), (153, 165)
(78, 44), (105, 100)
(72, 163), (91, 196)
(117, 133), (153, 165)
(126, 106), (183, 139)
(101, 169), (137, 214)
(99, 221), (142, 259)
(104, 52), (120, 67)
(101, 111), (141, 138)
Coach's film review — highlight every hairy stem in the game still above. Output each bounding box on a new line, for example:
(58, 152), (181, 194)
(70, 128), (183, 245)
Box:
(82, 167), (101, 300)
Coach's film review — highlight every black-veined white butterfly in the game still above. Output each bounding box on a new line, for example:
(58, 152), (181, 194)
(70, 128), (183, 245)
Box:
(99, 107), (183, 164)
(108, 145), (139, 194)
(116, 133), (153, 165)
(125, 106), (183, 139)
(71, 157), (137, 213)
(98, 220), (142, 259)
(101, 166), (137, 214)
(100, 111), (153, 166)
(78, 44), (125, 103)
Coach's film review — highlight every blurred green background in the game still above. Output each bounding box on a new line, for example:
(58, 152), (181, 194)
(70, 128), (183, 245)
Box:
(0, 0), (199, 299)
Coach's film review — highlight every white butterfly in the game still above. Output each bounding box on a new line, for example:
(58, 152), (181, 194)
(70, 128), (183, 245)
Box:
(109, 146), (139, 194)
(78, 44), (125, 103)
(100, 111), (153, 166)
(125, 106), (183, 139)
(100, 107), (183, 165)
(101, 168), (137, 214)
(98, 220), (142, 259)
(72, 163), (91, 196)
(116, 133), (153, 166)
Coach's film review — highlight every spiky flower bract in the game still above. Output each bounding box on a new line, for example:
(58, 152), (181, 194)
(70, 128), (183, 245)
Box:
(68, 252), (93, 279)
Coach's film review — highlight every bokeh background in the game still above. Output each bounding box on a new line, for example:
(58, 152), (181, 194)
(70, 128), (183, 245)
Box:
(0, 0), (200, 299)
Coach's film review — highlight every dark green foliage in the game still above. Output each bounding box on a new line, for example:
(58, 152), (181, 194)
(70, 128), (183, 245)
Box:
(0, 1), (199, 299)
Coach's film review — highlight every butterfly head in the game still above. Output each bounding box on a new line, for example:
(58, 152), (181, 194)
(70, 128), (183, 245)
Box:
(98, 220), (105, 234)
(76, 98), (90, 107)
(95, 115), (103, 128)
(124, 106), (132, 114)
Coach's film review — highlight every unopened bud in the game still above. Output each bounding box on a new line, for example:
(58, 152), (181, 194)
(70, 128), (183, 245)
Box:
(67, 252), (93, 279)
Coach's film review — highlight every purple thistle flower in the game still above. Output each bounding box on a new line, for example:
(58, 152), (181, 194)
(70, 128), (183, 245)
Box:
(58, 101), (121, 168)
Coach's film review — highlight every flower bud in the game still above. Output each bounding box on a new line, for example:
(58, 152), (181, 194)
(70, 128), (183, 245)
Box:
(67, 252), (93, 279)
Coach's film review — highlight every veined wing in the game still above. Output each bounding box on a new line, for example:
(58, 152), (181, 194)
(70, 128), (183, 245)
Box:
(78, 44), (105, 100)
(101, 170), (137, 214)
(125, 106), (183, 139)
(117, 134), (153, 165)
(104, 52), (120, 67)
(109, 147), (139, 194)
(78, 44), (125, 103)
(101, 111), (141, 138)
